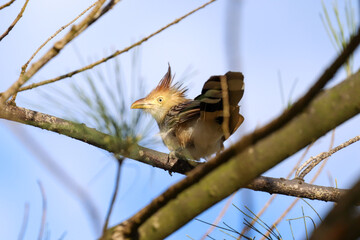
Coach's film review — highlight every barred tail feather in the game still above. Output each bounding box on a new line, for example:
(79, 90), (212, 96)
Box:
(196, 71), (244, 139)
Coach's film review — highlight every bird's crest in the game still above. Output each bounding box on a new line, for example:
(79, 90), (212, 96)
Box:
(154, 65), (187, 97)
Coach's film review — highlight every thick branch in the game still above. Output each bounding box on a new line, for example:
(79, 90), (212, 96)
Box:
(0, 104), (349, 206)
(1, 70), (359, 240)
(1, 71), (360, 240)
(110, 68), (360, 239)
(0, 104), (195, 174)
(108, 26), (360, 239)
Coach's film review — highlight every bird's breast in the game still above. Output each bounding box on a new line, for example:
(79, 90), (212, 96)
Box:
(159, 119), (224, 160)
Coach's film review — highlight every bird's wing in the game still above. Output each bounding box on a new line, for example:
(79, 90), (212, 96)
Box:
(195, 72), (245, 138)
(164, 100), (201, 129)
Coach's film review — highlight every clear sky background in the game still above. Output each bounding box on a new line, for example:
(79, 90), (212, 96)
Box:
(1, 0), (360, 239)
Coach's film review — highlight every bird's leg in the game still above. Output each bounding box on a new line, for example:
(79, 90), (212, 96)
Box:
(167, 150), (179, 166)
(167, 150), (186, 176)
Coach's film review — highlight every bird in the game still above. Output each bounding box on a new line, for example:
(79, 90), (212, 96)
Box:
(131, 65), (244, 160)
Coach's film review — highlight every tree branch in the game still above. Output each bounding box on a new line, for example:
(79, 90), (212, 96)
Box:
(0, 0), (109, 104)
(0, 0), (30, 41)
(248, 176), (347, 204)
(1, 69), (360, 239)
(108, 25), (360, 239)
(0, 104), (195, 174)
(0, 0), (16, 11)
(109, 68), (360, 239)
(16, 0), (217, 93)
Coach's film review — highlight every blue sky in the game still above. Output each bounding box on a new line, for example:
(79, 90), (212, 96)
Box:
(1, 0), (360, 239)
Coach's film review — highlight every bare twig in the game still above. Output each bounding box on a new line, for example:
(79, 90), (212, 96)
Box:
(296, 134), (360, 179)
(21, 1), (98, 73)
(0, 0), (30, 41)
(37, 181), (47, 240)
(17, 0), (217, 93)
(102, 157), (124, 236)
(17, 203), (29, 240)
(0, 0), (16, 10)
(0, 0), (107, 104)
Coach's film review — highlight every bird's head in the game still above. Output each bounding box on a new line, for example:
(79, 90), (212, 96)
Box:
(131, 65), (187, 123)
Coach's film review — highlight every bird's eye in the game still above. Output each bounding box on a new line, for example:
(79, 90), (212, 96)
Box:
(157, 97), (163, 103)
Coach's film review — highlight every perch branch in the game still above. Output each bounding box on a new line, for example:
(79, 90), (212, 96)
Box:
(1, 69), (360, 239)
(107, 68), (360, 239)
(111, 25), (360, 239)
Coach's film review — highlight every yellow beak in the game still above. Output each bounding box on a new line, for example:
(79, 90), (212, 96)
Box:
(131, 98), (152, 109)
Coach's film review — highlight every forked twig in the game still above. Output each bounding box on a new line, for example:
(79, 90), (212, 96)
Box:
(0, 0), (30, 41)
(0, 0), (107, 104)
(296, 134), (360, 179)
(21, 1), (98, 73)
(17, 0), (217, 93)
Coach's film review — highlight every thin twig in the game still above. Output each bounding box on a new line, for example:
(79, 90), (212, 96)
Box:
(17, 0), (217, 93)
(0, 0), (16, 10)
(238, 143), (313, 239)
(261, 130), (336, 240)
(0, 0), (30, 41)
(21, 1), (98, 73)
(102, 157), (124, 235)
(296, 134), (360, 179)
(37, 181), (47, 240)
(17, 203), (30, 240)
(0, 0), (107, 104)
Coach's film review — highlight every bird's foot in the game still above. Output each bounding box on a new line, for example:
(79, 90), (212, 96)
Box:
(167, 151), (179, 166)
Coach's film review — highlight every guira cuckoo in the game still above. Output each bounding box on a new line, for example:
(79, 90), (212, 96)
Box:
(131, 66), (244, 160)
